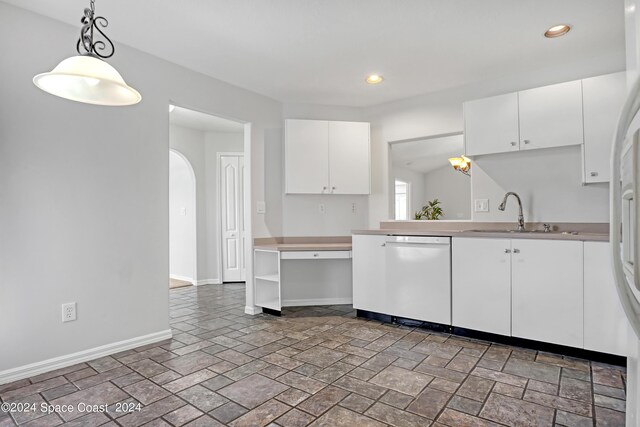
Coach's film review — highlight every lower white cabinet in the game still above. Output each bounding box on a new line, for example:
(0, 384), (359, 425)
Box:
(352, 235), (387, 314)
(511, 240), (583, 348)
(452, 238), (512, 336)
(584, 241), (629, 356)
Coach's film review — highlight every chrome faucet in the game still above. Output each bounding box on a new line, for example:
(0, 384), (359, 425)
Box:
(498, 192), (525, 232)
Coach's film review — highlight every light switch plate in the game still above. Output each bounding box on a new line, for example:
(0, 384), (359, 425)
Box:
(474, 199), (489, 212)
(256, 201), (266, 214)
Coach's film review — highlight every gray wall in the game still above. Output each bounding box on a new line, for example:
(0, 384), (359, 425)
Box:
(0, 2), (280, 374)
(423, 166), (471, 220)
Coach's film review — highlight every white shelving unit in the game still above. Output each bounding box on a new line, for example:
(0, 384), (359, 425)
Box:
(254, 249), (281, 311)
(253, 248), (353, 314)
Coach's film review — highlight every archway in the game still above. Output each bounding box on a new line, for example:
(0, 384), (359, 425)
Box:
(169, 149), (197, 287)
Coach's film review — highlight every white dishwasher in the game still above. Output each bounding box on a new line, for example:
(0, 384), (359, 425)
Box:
(385, 236), (451, 325)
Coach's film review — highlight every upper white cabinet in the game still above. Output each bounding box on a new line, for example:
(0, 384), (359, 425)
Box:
(582, 72), (627, 183)
(285, 120), (329, 194)
(452, 237), (512, 336)
(328, 121), (370, 194)
(464, 93), (520, 156)
(285, 119), (370, 194)
(518, 80), (584, 151)
(511, 239), (583, 348)
(465, 73), (625, 158)
(584, 241), (629, 356)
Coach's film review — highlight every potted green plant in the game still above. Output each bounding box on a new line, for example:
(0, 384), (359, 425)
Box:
(415, 199), (444, 220)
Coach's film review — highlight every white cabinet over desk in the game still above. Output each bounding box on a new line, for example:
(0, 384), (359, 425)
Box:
(285, 119), (370, 195)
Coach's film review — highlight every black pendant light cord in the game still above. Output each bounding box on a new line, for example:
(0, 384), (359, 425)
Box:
(76, 0), (115, 59)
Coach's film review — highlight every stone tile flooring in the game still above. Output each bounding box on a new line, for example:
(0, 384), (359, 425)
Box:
(0, 284), (627, 426)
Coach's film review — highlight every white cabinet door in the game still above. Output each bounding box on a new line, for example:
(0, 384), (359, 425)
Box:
(328, 121), (370, 194)
(518, 80), (584, 150)
(285, 119), (329, 194)
(452, 238), (512, 336)
(464, 93), (520, 156)
(352, 235), (387, 314)
(512, 240), (583, 348)
(582, 72), (627, 183)
(584, 241), (630, 356)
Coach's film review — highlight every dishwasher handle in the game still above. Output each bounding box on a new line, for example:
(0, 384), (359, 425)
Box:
(385, 236), (450, 245)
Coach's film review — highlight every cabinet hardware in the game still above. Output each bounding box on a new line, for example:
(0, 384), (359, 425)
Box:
(313, 253), (319, 257)
(322, 186), (327, 191)
(381, 243), (386, 247)
(504, 249), (512, 253)
(332, 186), (336, 191)
(590, 172), (598, 177)
(513, 248), (520, 253)
(523, 140), (531, 145)
(510, 141), (517, 146)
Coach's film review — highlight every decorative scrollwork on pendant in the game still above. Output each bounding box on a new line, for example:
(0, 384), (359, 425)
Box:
(76, 1), (115, 59)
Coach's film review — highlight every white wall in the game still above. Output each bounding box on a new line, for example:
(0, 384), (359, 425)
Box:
(364, 57), (625, 227)
(392, 166), (425, 219)
(169, 151), (196, 281)
(281, 103), (369, 235)
(0, 2), (280, 376)
(471, 146), (609, 223)
(423, 166), (471, 220)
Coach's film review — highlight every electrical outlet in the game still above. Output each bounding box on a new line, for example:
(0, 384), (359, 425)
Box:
(256, 201), (266, 214)
(474, 199), (489, 212)
(351, 203), (357, 214)
(62, 302), (77, 322)
(319, 203), (326, 214)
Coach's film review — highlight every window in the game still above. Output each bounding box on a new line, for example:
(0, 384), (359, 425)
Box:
(395, 180), (409, 220)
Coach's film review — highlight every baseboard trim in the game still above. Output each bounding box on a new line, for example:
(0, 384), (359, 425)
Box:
(196, 279), (222, 286)
(282, 298), (353, 307)
(245, 306), (263, 315)
(0, 329), (173, 385)
(170, 274), (195, 284)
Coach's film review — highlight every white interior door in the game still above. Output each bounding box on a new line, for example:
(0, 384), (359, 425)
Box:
(221, 155), (245, 282)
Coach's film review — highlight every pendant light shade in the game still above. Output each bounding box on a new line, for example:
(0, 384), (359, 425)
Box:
(33, 55), (141, 106)
(32, 0), (141, 106)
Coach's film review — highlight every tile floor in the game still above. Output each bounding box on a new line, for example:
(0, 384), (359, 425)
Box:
(0, 284), (627, 426)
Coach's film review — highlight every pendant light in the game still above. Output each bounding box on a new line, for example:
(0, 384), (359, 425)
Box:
(448, 155), (471, 176)
(33, 0), (141, 106)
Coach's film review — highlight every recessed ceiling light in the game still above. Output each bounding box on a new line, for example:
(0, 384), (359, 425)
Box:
(544, 24), (571, 38)
(366, 75), (384, 84)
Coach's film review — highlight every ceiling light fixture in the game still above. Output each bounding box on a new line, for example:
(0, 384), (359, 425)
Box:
(448, 155), (471, 176)
(33, 0), (141, 106)
(366, 75), (384, 85)
(544, 24), (571, 38)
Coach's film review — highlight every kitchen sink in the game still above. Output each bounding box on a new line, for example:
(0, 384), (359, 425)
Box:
(464, 229), (579, 235)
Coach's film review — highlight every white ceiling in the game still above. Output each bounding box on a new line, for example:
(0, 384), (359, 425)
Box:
(6, 0), (625, 107)
(391, 134), (463, 174)
(170, 106), (244, 133)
